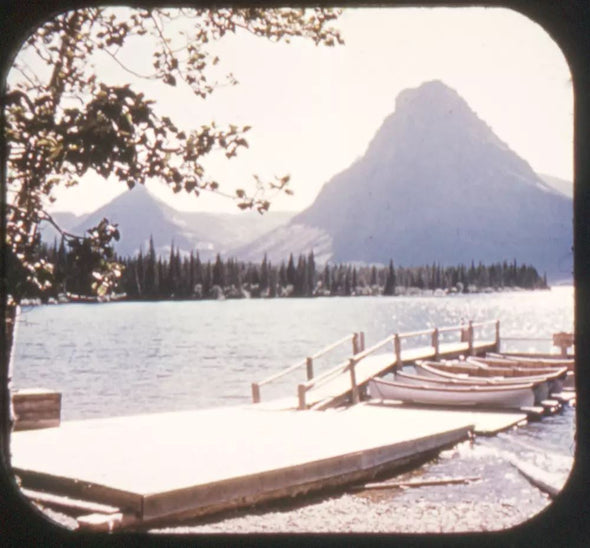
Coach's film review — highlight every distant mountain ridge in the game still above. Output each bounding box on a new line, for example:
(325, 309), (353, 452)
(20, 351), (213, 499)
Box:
(42, 185), (295, 260)
(41, 80), (572, 281)
(237, 80), (572, 281)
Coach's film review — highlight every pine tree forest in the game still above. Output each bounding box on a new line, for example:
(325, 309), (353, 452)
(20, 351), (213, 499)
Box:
(30, 237), (549, 302)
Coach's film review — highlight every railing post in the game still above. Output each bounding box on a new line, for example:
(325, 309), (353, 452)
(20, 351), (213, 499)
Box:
(352, 332), (359, 355)
(298, 384), (307, 410)
(431, 328), (439, 360)
(251, 383), (261, 404)
(349, 358), (359, 404)
(306, 357), (314, 380)
(495, 320), (501, 352)
(394, 334), (402, 368)
(460, 322), (468, 342)
(360, 331), (365, 352)
(468, 320), (474, 356)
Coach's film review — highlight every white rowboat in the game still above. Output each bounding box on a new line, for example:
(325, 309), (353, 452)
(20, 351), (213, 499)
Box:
(396, 368), (549, 404)
(415, 361), (566, 396)
(485, 353), (574, 371)
(368, 377), (535, 409)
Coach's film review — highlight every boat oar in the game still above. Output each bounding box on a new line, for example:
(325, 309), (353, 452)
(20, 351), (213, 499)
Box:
(353, 476), (481, 491)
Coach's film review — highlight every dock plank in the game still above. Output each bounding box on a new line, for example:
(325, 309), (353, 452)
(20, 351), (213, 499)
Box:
(365, 400), (527, 435)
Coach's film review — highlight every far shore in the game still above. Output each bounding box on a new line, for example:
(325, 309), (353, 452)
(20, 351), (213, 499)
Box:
(17, 283), (560, 307)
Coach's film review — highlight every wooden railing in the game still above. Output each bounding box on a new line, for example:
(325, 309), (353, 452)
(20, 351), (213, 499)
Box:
(297, 334), (394, 410)
(398, 320), (499, 360)
(296, 319), (500, 410)
(251, 332), (365, 403)
(251, 319), (500, 409)
(499, 331), (574, 357)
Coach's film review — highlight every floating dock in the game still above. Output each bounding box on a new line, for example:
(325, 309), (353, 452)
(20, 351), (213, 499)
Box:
(10, 402), (527, 531)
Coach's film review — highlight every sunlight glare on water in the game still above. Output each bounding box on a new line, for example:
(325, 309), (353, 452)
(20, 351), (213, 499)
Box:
(12, 287), (573, 419)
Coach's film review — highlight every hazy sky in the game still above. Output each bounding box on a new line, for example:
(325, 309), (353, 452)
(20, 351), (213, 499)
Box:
(17, 6), (573, 215)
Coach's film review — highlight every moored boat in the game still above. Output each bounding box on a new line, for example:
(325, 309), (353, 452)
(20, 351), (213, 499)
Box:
(415, 360), (567, 396)
(395, 369), (489, 386)
(485, 353), (575, 371)
(368, 376), (535, 409)
(394, 370), (549, 405)
(401, 366), (549, 404)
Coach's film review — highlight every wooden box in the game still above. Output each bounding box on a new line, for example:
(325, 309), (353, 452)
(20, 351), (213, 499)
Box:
(12, 389), (61, 431)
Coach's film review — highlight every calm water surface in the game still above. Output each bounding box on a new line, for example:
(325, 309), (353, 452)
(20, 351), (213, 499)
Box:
(12, 287), (574, 420)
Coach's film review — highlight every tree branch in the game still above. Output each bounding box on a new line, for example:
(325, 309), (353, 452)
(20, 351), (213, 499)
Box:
(102, 47), (159, 80)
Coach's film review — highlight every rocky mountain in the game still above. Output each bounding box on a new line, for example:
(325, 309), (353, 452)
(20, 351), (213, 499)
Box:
(42, 185), (294, 260)
(537, 173), (573, 199)
(237, 80), (572, 280)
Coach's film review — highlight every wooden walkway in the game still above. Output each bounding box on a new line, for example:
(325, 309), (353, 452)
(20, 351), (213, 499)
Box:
(10, 402), (526, 531)
(304, 340), (498, 410)
(252, 321), (500, 410)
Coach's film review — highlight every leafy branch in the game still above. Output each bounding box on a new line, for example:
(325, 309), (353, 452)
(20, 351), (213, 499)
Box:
(5, 7), (343, 300)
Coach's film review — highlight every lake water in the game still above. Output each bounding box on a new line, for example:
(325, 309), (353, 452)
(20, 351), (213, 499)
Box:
(10, 287), (577, 522)
(12, 286), (574, 420)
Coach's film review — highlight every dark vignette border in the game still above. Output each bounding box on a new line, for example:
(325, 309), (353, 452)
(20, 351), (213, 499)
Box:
(1, 1), (588, 546)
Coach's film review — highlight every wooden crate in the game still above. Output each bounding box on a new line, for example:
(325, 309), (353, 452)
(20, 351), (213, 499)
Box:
(12, 389), (61, 431)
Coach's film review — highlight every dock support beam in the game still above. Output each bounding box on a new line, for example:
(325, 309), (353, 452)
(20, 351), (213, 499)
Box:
(306, 357), (314, 380)
(495, 320), (501, 352)
(468, 321), (474, 356)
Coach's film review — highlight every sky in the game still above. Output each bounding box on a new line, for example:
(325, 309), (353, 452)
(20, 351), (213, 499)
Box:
(11, 6), (573, 215)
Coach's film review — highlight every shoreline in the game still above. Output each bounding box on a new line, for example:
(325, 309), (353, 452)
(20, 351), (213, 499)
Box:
(19, 284), (555, 307)
(33, 456), (554, 534)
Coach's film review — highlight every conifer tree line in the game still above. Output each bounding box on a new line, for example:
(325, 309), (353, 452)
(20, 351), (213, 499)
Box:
(33, 236), (548, 301)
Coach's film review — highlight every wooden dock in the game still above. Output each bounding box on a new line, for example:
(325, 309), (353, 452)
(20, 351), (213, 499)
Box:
(11, 319), (559, 531)
(10, 402), (528, 531)
(252, 320), (500, 409)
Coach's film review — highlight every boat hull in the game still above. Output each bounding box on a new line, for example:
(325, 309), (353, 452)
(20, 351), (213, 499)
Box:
(395, 369), (550, 405)
(415, 363), (565, 405)
(368, 377), (535, 410)
(486, 353), (574, 371)
(415, 361), (566, 394)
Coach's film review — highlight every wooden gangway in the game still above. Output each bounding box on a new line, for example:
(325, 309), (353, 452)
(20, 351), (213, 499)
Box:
(251, 320), (500, 410)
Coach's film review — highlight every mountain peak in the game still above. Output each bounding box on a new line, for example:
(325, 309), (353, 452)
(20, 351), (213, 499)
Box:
(44, 182), (296, 259)
(107, 184), (169, 213)
(361, 79), (508, 166)
(395, 80), (463, 111)
(244, 81), (572, 279)
(393, 80), (485, 132)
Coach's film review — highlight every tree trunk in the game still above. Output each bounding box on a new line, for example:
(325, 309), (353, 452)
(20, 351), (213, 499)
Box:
(1, 303), (17, 470)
